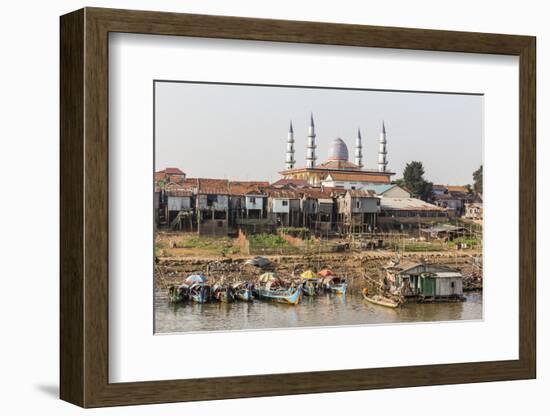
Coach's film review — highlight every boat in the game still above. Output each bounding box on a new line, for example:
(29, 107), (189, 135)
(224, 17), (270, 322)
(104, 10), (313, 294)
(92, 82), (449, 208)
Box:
(232, 282), (254, 301)
(362, 288), (400, 308)
(185, 274), (211, 303)
(320, 272), (348, 295)
(255, 272), (302, 305)
(212, 284), (235, 303)
(300, 270), (321, 297)
(167, 284), (189, 303)
(255, 285), (302, 305)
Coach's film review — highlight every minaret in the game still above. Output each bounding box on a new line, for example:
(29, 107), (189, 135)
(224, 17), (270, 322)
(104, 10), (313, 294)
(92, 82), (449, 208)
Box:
(378, 121), (388, 172)
(285, 121), (296, 169)
(306, 113), (317, 169)
(355, 128), (363, 169)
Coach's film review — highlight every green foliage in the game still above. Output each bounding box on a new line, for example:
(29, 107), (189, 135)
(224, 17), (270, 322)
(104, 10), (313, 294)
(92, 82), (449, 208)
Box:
(278, 227), (311, 239)
(247, 233), (290, 249)
(448, 236), (480, 248)
(178, 236), (237, 255)
(400, 161), (433, 201)
(473, 165), (483, 194)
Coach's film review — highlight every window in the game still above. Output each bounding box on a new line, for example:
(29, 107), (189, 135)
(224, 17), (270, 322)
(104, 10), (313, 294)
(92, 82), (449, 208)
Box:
(206, 195), (218, 206)
(356, 201), (360, 209)
(282, 200), (288, 206)
(249, 196), (256, 204)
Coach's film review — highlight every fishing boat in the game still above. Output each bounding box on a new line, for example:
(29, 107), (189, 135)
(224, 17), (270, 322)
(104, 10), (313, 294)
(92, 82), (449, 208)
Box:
(168, 284), (189, 303)
(212, 284), (235, 303)
(319, 270), (348, 295)
(300, 270), (321, 297)
(232, 282), (254, 301)
(255, 272), (302, 305)
(255, 285), (302, 305)
(362, 288), (400, 308)
(185, 274), (211, 303)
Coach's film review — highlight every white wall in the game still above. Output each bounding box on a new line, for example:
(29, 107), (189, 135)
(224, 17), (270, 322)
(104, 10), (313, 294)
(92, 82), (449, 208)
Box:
(0, 1), (546, 415)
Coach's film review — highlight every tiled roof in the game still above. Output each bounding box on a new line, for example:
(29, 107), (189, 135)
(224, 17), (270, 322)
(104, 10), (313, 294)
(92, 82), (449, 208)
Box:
(316, 160), (361, 170)
(325, 172), (391, 183)
(164, 167), (185, 175)
(266, 189), (301, 199)
(197, 178), (229, 195)
(447, 185), (469, 193)
(271, 178), (311, 188)
(301, 188), (334, 199)
(166, 189), (193, 197)
(228, 181), (268, 196)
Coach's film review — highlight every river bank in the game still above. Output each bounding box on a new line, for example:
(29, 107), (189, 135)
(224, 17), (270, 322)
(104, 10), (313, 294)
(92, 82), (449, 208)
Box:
(156, 249), (483, 295)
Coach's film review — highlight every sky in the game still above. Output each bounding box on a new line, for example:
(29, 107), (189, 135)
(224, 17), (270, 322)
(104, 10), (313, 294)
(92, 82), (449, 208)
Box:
(154, 81), (483, 185)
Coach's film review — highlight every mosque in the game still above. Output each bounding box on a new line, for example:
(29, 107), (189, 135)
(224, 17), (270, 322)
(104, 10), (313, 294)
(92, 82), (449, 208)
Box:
(278, 114), (395, 189)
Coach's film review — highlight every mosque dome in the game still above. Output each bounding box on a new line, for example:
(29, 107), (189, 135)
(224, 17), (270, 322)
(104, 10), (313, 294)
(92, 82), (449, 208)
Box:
(327, 138), (349, 161)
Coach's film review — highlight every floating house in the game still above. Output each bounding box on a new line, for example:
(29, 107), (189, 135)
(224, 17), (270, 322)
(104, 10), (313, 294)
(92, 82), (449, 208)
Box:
(383, 260), (464, 300)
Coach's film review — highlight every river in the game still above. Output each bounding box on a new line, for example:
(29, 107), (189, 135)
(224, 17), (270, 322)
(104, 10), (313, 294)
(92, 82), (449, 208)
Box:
(154, 290), (482, 334)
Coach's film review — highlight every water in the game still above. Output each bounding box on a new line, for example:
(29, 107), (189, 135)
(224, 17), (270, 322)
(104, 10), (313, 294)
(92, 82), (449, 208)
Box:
(155, 291), (482, 334)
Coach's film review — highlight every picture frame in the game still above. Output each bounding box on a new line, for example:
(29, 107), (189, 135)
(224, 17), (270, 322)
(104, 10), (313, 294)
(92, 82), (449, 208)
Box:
(60, 7), (536, 408)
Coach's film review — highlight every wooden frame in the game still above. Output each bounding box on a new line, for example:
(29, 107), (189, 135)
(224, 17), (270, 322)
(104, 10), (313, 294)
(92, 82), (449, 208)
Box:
(60, 7), (536, 408)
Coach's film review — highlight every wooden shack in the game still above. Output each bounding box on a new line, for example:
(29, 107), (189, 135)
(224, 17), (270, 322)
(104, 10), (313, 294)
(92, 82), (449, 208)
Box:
(336, 189), (380, 234)
(196, 178), (229, 236)
(384, 260), (464, 300)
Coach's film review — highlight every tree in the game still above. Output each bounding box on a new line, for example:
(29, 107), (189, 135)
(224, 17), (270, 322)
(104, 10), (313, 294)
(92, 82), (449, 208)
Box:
(400, 161), (433, 201)
(473, 165), (483, 195)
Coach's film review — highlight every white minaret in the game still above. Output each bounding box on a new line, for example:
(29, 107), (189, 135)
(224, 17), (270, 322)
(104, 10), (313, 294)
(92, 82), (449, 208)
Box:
(355, 128), (363, 169)
(285, 121), (296, 169)
(306, 113), (317, 169)
(378, 121), (388, 172)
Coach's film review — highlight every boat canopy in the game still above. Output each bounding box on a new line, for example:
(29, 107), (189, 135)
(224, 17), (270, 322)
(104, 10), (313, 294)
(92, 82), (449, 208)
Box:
(317, 269), (334, 277)
(259, 272), (278, 283)
(300, 270), (317, 279)
(185, 274), (208, 284)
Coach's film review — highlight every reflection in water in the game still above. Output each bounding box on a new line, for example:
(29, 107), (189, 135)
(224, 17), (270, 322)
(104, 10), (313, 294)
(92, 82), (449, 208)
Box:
(155, 291), (482, 334)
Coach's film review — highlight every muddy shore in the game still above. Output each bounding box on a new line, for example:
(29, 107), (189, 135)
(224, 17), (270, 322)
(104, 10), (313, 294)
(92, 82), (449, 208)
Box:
(156, 250), (482, 295)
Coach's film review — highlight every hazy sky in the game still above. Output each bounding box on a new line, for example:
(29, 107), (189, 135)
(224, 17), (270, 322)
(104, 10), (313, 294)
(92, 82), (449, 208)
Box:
(155, 81), (482, 185)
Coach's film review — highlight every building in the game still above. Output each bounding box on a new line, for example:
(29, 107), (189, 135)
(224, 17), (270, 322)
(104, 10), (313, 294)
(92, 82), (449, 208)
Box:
(267, 189), (302, 227)
(300, 188), (335, 233)
(432, 185), (476, 217)
(378, 197), (449, 229)
(336, 189), (380, 234)
(278, 116), (394, 188)
(464, 200), (483, 221)
(366, 184), (411, 198)
(155, 167), (186, 185)
(384, 260), (464, 299)
(196, 178), (229, 236)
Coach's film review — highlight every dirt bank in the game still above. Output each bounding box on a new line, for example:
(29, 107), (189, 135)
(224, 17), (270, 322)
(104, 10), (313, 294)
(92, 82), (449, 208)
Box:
(156, 249), (482, 294)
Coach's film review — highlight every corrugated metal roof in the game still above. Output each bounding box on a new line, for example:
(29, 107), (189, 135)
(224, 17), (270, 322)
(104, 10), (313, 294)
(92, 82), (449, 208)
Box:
(380, 197), (444, 211)
(348, 189), (377, 198)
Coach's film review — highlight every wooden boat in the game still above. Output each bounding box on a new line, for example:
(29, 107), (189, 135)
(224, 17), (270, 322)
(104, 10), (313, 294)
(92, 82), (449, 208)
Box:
(168, 284), (189, 303)
(320, 274), (348, 295)
(256, 285), (302, 305)
(232, 282), (254, 301)
(362, 288), (400, 308)
(185, 274), (211, 303)
(212, 284), (235, 303)
(189, 283), (211, 303)
(300, 270), (320, 297)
